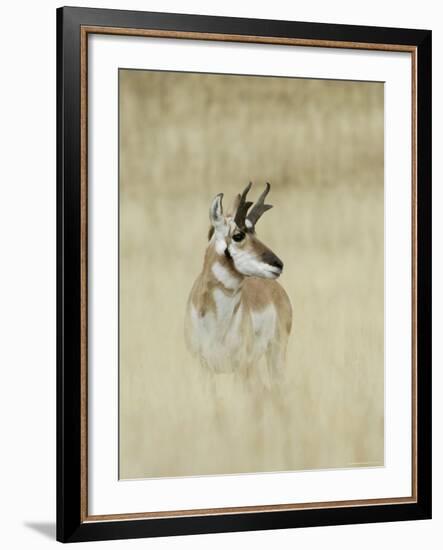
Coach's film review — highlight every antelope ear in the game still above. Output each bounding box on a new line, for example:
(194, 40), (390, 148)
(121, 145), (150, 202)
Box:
(209, 193), (225, 229)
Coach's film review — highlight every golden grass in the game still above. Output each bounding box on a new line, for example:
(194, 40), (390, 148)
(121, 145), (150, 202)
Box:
(118, 70), (384, 479)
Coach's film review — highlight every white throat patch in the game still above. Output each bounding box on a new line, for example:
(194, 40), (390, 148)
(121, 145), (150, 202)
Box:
(211, 261), (241, 290)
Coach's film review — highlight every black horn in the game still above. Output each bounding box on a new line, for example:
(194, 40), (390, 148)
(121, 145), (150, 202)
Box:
(234, 182), (253, 229)
(246, 182), (273, 227)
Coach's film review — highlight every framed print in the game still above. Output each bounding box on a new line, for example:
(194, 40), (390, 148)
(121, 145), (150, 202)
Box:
(56, 6), (432, 543)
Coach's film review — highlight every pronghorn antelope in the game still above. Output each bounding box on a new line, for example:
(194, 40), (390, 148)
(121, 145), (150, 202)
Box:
(185, 182), (292, 386)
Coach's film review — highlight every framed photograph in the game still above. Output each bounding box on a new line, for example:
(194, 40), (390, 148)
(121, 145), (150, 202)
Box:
(57, 6), (432, 543)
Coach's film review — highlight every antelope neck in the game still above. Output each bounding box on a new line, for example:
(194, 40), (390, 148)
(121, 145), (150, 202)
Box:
(204, 243), (244, 294)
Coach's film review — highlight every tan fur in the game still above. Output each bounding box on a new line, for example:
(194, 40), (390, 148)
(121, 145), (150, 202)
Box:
(185, 238), (292, 381)
(185, 184), (292, 383)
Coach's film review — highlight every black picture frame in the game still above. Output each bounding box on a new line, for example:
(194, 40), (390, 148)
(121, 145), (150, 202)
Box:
(57, 6), (432, 543)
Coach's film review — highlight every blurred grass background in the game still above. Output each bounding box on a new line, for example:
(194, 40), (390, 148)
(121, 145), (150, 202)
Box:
(119, 69), (384, 479)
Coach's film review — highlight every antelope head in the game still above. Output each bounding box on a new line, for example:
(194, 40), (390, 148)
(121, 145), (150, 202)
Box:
(208, 182), (284, 279)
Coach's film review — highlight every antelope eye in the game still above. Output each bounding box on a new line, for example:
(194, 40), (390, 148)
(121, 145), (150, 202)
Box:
(232, 232), (245, 242)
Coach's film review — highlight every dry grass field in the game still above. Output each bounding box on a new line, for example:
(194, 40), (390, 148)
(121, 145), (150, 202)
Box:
(119, 70), (384, 479)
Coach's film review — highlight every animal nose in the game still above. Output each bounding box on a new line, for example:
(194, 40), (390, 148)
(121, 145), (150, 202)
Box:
(262, 252), (283, 271)
(272, 258), (283, 271)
